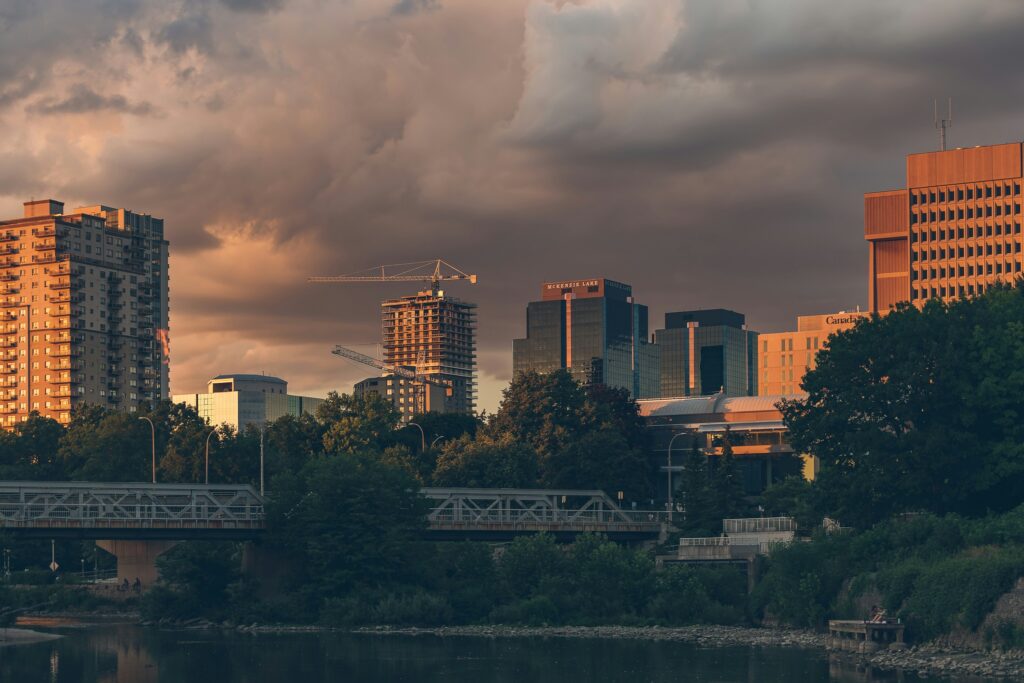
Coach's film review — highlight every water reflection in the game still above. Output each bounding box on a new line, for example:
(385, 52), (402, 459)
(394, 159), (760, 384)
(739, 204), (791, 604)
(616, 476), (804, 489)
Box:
(0, 622), (979, 683)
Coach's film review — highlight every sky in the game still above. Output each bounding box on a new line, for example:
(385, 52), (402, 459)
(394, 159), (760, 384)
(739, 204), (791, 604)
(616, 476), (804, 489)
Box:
(3, 0), (1024, 412)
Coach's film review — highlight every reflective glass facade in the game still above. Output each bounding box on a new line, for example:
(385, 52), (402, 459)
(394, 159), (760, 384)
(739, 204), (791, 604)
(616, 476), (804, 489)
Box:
(512, 278), (660, 398)
(653, 309), (758, 398)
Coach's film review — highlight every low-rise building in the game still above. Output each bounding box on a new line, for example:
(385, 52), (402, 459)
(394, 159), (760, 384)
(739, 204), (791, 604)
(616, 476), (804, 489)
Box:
(757, 310), (870, 395)
(639, 392), (814, 498)
(173, 374), (324, 432)
(353, 373), (449, 423)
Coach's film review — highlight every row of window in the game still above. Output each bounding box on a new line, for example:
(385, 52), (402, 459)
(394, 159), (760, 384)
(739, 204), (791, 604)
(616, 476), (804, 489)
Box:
(912, 222), (1021, 242)
(913, 279), (1011, 300)
(912, 203), (1019, 224)
(913, 261), (1022, 280)
(909, 182), (1022, 205)
(913, 241), (1022, 261)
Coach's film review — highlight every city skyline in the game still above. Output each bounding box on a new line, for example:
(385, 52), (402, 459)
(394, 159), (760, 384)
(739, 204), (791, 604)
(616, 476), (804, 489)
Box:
(6, 1), (1024, 412)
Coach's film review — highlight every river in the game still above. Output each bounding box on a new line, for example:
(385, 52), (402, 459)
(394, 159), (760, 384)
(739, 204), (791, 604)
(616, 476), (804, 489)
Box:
(0, 619), (974, 683)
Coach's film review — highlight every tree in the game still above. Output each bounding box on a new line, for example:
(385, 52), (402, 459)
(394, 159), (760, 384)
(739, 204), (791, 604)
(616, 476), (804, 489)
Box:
(318, 392), (400, 455)
(783, 284), (1024, 526)
(0, 413), (65, 480)
(486, 370), (587, 458)
(710, 432), (747, 522)
(540, 429), (649, 502)
(265, 452), (428, 613)
(678, 439), (717, 535)
(432, 434), (539, 488)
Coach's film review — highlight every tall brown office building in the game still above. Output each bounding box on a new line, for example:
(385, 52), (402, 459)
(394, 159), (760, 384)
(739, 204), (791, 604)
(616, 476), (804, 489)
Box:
(0, 199), (169, 427)
(866, 142), (1024, 311)
(381, 289), (476, 414)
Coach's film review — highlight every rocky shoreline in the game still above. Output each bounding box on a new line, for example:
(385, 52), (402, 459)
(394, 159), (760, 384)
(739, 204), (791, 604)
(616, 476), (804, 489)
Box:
(44, 613), (1024, 680)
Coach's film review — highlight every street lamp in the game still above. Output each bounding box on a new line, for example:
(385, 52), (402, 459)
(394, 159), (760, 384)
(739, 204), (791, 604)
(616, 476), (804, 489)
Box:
(666, 432), (688, 523)
(430, 435), (445, 449)
(259, 423), (266, 497)
(139, 416), (156, 484)
(204, 428), (218, 485)
(408, 421), (426, 451)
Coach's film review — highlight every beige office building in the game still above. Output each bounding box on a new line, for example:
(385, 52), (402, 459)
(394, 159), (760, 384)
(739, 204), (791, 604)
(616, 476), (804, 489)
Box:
(0, 199), (169, 426)
(353, 373), (449, 423)
(173, 374), (324, 432)
(758, 310), (870, 395)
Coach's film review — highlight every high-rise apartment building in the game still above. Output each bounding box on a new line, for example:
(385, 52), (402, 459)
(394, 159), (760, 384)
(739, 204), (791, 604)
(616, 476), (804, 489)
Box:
(381, 289), (476, 414)
(512, 278), (660, 398)
(0, 199), (169, 426)
(653, 309), (758, 398)
(866, 142), (1024, 311)
(757, 310), (869, 395)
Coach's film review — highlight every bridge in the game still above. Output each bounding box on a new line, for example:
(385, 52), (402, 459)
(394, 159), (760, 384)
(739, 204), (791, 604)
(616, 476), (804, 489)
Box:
(0, 481), (265, 540)
(0, 481), (663, 583)
(421, 487), (664, 541)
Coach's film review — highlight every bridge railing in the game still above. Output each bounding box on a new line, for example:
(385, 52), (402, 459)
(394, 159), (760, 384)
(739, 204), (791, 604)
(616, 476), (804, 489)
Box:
(0, 482), (264, 530)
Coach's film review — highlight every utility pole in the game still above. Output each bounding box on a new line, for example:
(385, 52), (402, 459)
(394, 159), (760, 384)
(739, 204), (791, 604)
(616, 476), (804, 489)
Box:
(139, 416), (156, 483)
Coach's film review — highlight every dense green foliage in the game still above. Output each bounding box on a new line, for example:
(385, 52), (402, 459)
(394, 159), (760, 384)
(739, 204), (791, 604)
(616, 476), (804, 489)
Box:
(753, 508), (1024, 644)
(782, 284), (1024, 527)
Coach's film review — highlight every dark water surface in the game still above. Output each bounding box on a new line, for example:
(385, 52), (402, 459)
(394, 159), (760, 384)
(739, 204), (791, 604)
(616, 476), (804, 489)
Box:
(0, 620), (979, 683)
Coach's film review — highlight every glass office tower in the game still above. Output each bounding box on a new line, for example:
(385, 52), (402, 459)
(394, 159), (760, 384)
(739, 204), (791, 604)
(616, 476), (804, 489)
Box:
(653, 309), (758, 398)
(512, 278), (660, 398)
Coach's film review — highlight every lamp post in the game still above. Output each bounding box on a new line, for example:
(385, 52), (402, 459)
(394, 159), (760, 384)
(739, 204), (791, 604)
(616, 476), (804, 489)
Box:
(139, 416), (156, 484)
(666, 432), (687, 523)
(430, 435), (445, 449)
(408, 421), (426, 452)
(204, 429), (217, 485)
(259, 424), (266, 497)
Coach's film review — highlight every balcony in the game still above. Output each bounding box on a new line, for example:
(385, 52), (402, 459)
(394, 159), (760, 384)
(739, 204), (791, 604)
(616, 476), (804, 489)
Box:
(0, 366), (17, 375)
(0, 245), (17, 256)
(0, 233), (15, 242)
(31, 227), (56, 238)
(1, 286), (19, 295)
(32, 241), (56, 251)
(0, 300), (21, 309)
(0, 340), (16, 349)
(107, 393), (122, 404)
(49, 319), (72, 330)
(48, 279), (71, 290)
(0, 273), (17, 282)
(47, 347), (77, 358)
(31, 254), (59, 264)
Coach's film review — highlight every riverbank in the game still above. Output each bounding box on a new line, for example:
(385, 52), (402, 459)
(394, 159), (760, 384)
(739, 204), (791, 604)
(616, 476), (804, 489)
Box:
(354, 624), (1024, 680)
(44, 611), (1024, 681)
(0, 627), (62, 647)
(354, 624), (823, 649)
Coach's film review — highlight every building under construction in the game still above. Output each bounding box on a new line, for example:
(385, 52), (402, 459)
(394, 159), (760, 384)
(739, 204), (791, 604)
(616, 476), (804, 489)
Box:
(381, 289), (477, 415)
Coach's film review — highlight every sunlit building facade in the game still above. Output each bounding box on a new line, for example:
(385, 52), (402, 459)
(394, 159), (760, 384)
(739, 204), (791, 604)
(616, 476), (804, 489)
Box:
(866, 142), (1024, 311)
(0, 199), (169, 426)
(173, 374), (324, 432)
(381, 290), (477, 414)
(757, 310), (870, 395)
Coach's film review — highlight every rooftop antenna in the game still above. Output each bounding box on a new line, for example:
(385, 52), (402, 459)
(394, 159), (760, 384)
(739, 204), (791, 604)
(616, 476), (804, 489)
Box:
(934, 98), (952, 151)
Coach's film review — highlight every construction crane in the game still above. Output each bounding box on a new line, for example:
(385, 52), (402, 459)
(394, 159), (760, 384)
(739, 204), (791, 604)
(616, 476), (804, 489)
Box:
(331, 345), (449, 390)
(308, 259), (477, 295)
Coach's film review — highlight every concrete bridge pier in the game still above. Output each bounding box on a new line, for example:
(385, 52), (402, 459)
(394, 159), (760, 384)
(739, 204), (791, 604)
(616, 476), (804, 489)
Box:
(96, 540), (179, 588)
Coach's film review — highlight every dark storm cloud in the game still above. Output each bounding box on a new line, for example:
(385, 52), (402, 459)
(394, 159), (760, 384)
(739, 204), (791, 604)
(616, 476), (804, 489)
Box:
(30, 84), (156, 116)
(392, 0), (440, 15)
(4, 0), (1024, 407)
